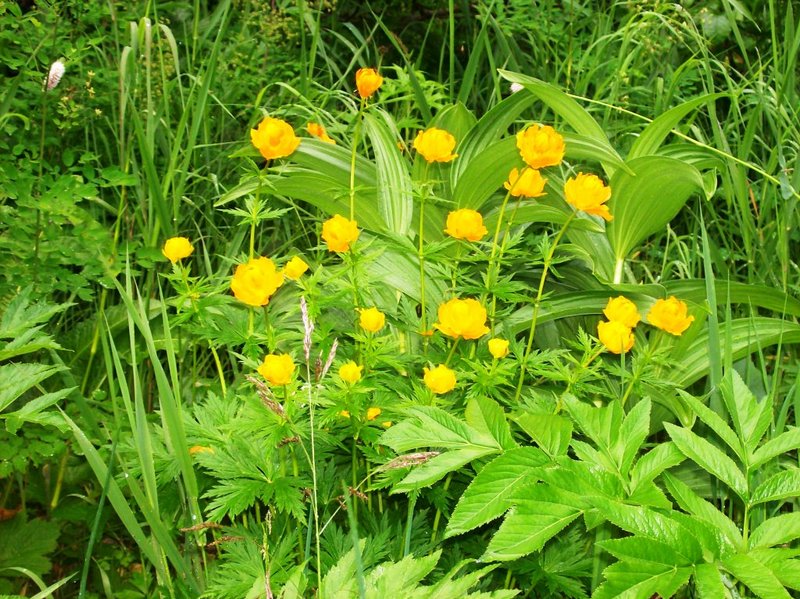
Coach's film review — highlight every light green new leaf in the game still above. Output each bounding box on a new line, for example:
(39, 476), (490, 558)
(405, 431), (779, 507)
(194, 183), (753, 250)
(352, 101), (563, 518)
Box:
(514, 412), (572, 457)
(465, 396), (516, 451)
(750, 513), (800, 549)
(393, 448), (497, 493)
(750, 469), (800, 505)
(600, 536), (686, 566)
(720, 370), (771, 453)
(0, 363), (64, 413)
(628, 93), (727, 159)
(722, 553), (792, 599)
(363, 111), (413, 235)
(616, 398), (651, 477)
(445, 447), (548, 538)
(605, 156), (704, 265)
(483, 500), (582, 561)
(380, 406), (499, 453)
(675, 390), (744, 462)
(752, 428), (800, 469)
(629, 442), (686, 490)
(693, 563), (727, 599)
(665, 423), (748, 500)
(593, 558), (692, 599)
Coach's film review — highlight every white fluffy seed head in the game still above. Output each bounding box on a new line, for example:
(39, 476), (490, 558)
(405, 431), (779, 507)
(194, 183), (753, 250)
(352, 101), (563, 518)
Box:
(509, 82), (524, 94)
(46, 60), (65, 91)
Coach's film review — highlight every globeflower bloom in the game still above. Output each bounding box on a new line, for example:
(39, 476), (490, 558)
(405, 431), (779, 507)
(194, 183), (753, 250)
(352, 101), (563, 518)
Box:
(162, 237), (193, 264)
(444, 208), (488, 242)
(424, 364), (457, 394)
(366, 407), (382, 421)
(306, 122), (335, 144)
(413, 128), (458, 163)
(230, 257), (284, 306)
(283, 256), (309, 280)
(321, 214), (360, 252)
(258, 353), (295, 386)
(488, 338), (510, 359)
(504, 167), (547, 198)
(597, 320), (634, 354)
(250, 116), (300, 160)
(516, 124), (565, 169)
(564, 173), (612, 221)
(648, 297), (694, 336)
(359, 307), (386, 333)
(434, 298), (489, 340)
(339, 361), (363, 384)
(603, 296), (641, 329)
(356, 67), (383, 99)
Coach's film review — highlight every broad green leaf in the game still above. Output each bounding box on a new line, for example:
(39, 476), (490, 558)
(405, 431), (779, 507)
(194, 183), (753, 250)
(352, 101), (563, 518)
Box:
(445, 447), (548, 538)
(465, 396), (516, 451)
(0, 363), (64, 413)
(615, 398), (651, 477)
(451, 137), (517, 211)
(514, 412), (572, 457)
(628, 93), (727, 159)
(750, 469), (800, 505)
(380, 406), (499, 453)
(723, 553), (792, 599)
(750, 513), (800, 550)
(665, 423), (748, 499)
(3, 387), (74, 433)
(693, 563), (727, 598)
(605, 156), (704, 264)
(663, 472), (743, 551)
(483, 500), (582, 561)
(562, 133), (633, 174)
(593, 558), (692, 599)
(752, 428), (800, 469)
(600, 536), (687, 566)
(563, 395), (621, 453)
(363, 111), (413, 235)
(665, 280), (800, 318)
(720, 370), (771, 453)
(675, 390), (744, 461)
(629, 442), (685, 490)
(393, 447), (497, 492)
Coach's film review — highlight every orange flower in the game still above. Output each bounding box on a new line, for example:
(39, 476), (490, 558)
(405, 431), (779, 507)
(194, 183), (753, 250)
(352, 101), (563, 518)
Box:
(356, 67), (383, 99)
(307, 122), (336, 144)
(413, 128), (458, 163)
(250, 116), (300, 160)
(434, 298), (489, 340)
(597, 320), (634, 354)
(444, 209), (488, 241)
(230, 257), (284, 306)
(321, 214), (360, 253)
(603, 296), (641, 329)
(504, 167), (547, 198)
(258, 353), (296, 386)
(564, 173), (612, 221)
(515, 124), (565, 169)
(424, 364), (457, 394)
(162, 237), (194, 264)
(648, 297), (694, 336)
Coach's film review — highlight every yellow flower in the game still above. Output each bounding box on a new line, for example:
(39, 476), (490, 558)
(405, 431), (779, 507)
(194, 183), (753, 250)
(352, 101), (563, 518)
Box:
(434, 298), (490, 340)
(257, 353), (295, 386)
(250, 116), (300, 160)
(339, 361), (363, 384)
(515, 124), (565, 169)
(283, 256), (309, 280)
(488, 338), (510, 359)
(413, 128), (458, 163)
(648, 297), (694, 336)
(162, 237), (194, 264)
(321, 214), (360, 253)
(189, 445), (214, 455)
(356, 67), (383, 99)
(503, 167), (547, 198)
(424, 364), (457, 394)
(444, 208), (488, 241)
(230, 257), (284, 306)
(603, 296), (641, 329)
(339, 410), (351, 418)
(381, 421), (393, 428)
(564, 173), (612, 222)
(359, 307), (386, 333)
(366, 407), (381, 421)
(306, 122), (336, 144)
(597, 320), (634, 354)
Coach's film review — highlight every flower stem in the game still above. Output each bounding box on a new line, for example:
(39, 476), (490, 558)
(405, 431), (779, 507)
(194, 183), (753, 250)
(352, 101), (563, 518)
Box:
(349, 99), (366, 221)
(514, 212), (576, 401)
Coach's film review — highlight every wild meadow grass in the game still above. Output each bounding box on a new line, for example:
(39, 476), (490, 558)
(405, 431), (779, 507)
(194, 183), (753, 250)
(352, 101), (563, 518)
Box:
(1, 1), (800, 597)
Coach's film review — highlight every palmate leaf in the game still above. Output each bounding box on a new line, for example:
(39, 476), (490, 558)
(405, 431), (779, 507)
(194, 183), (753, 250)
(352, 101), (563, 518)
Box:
(445, 447), (549, 538)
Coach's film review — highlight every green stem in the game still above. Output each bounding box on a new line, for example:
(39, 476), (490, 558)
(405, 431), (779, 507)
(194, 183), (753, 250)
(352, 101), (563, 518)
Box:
(431, 473), (452, 543)
(403, 492), (418, 557)
(445, 337), (460, 366)
(210, 345), (227, 397)
(514, 213), (576, 401)
(349, 99), (365, 220)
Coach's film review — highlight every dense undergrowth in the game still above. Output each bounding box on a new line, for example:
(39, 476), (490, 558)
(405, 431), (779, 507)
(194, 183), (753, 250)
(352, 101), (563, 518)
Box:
(1, 0), (800, 597)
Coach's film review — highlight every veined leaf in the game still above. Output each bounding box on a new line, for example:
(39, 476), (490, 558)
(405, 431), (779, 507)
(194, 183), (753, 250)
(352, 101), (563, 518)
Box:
(750, 513), (800, 550)
(445, 447), (548, 538)
(392, 447), (496, 493)
(380, 406), (500, 453)
(720, 370), (771, 454)
(464, 396), (516, 451)
(752, 428), (800, 469)
(514, 412), (572, 457)
(693, 563), (727, 599)
(593, 558), (692, 599)
(722, 553), (792, 599)
(629, 442), (685, 490)
(750, 469), (800, 505)
(615, 398), (651, 477)
(675, 390), (744, 462)
(600, 536), (688, 566)
(451, 137), (517, 211)
(0, 363), (64, 413)
(665, 423), (748, 500)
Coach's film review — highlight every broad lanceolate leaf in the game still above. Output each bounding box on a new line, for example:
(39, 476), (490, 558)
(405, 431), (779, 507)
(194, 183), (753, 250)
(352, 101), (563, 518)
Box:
(750, 513), (800, 550)
(380, 406), (500, 453)
(445, 447), (549, 538)
(675, 390), (744, 462)
(0, 363), (64, 413)
(752, 428), (800, 469)
(722, 553), (792, 599)
(514, 412), (572, 457)
(615, 398), (651, 478)
(750, 469), (800, 506)
(629, 442), (685, 490)
(720, 369), (771, 454)
(464, 396), (516, 451)
(693, 563), (727, 599)
(665, 423), (748, 499)
(392, 448), (497, 493)
(593, 558), (692, 599)
(605, 156), (704, 267)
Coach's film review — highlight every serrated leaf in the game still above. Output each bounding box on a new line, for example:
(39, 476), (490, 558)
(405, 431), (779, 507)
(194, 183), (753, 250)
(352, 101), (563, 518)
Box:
(514, 412), (572, 457)
(0, 363), (64, 412)
(446, 447), (548, 538)
(723, 553), (792, 599)
(693, 563), (727, 598)
(593, 558), (692, 599)
(750, 513), (800, 549)
(393, 447), (497, 492)
(752, 428), (800, 469)
(562, 395), (621, 453)
(0, 516), (59, 576)
(629, 442), (685, 490)
(465, 396), (516, 450)
(615, 398), (651, 477)
(600, 536), (687, 566)
(720, 370), (771, 453)
(750, 469), (800, 505)
(380, 406), (500, 452)
(675, 390), (744, 461)
(483, 500), (582, 561)
(665, 423), (748, 499)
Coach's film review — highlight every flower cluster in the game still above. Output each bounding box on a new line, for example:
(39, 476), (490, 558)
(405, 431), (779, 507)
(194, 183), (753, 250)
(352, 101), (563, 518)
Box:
(598, 295), (694, 354)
